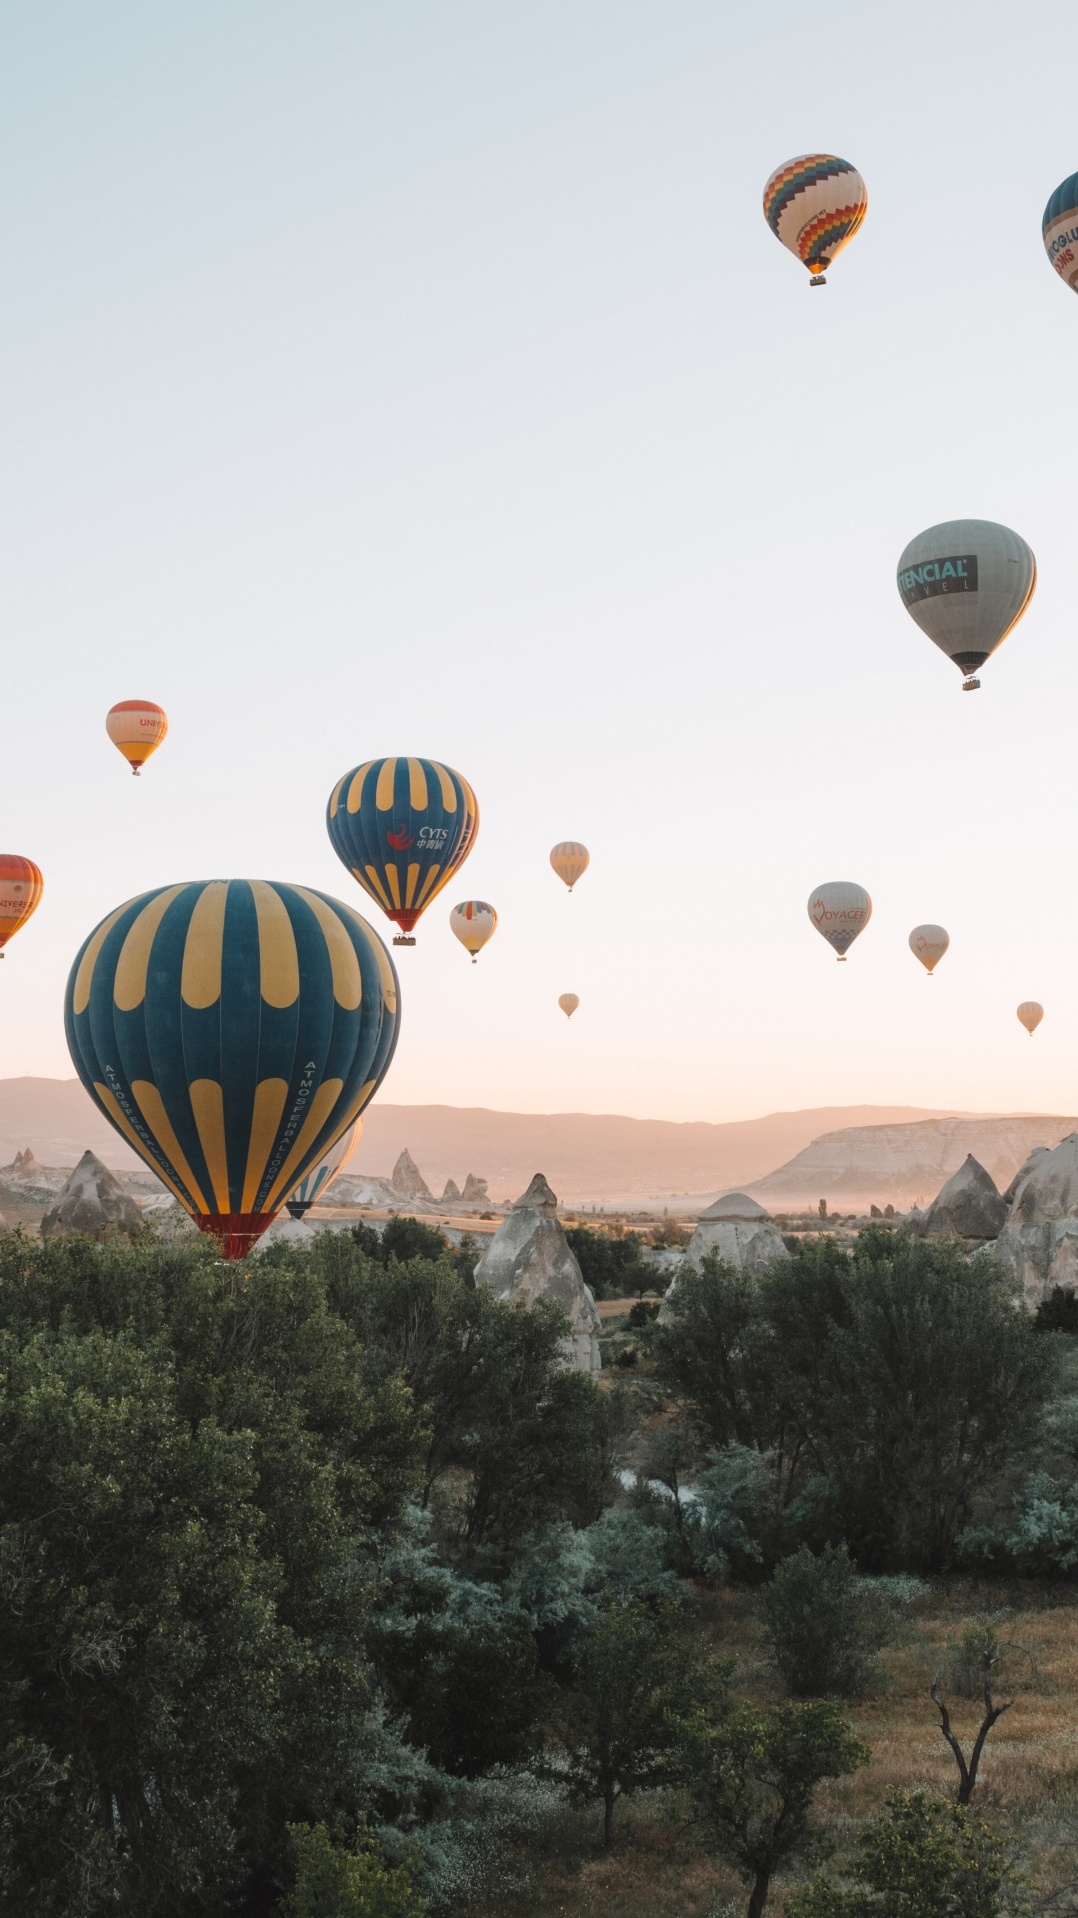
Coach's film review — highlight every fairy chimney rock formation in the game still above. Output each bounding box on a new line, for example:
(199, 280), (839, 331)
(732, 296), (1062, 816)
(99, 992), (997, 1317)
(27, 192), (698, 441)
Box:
(1002, 1146), (1051, 1207)
(391, 1148), (432, 1202)
(684, 1191), (790, 1273)
(991, 1134), (1078, 1306)
(441, 1178), (462, 1204)
(462, 1173), (490, 1204)
(473, 1172), (600, 1375)
(919, 1155), (1006, 1241)
(40, 1150), (144, 1242)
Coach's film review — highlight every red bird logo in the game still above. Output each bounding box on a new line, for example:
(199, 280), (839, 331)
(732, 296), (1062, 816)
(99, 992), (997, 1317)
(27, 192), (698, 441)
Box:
(386, 824), (414, 851)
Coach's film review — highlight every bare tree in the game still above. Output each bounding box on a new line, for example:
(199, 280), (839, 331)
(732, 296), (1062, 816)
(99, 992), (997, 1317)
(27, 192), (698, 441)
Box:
(930, 1640), (1034, 1805)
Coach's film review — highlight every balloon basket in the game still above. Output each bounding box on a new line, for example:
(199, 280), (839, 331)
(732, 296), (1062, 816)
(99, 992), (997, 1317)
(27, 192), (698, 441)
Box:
(810, 274), (827, 286)
(962, 676), (981, 692)
(392, 935), (417, 947)
(836, 956), (846, 963)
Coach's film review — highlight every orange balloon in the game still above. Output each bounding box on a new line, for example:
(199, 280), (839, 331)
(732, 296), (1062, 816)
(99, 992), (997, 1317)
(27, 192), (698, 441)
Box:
(106, 700), (168, 775)
(0, 856), (43, 955)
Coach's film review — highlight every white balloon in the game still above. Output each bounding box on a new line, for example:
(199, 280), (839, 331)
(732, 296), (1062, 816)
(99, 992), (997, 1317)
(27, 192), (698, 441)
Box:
(1017, 1001), (1044, 1036)
(284, 1119), (363, 1217)
(558, 993), (580, 1018)
(896, 519), (1036, 691)
(807, 882), (872, 962)
(909, 924), (949, 975)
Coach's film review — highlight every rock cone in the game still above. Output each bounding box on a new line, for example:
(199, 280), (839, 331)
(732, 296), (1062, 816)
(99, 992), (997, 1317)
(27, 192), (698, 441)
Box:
(992, 1134), (1078, 1306)
(41, 1150), (144, 1242)
(462, 1173), (489, 1204)
(919, 1155), (1006, 1241)
(391, 1148), (432, 1202)
(684, 1192), (790, 1272)
(441, 1178), (462, 1204)
(474, 1172), (600, 1374)
(1002, 1146), (1051, 1207)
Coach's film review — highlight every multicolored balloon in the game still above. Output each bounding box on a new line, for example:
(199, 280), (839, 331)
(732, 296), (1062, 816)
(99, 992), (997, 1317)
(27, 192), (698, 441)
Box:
(1043, 173), (1078, 293)
(762, 154), (867, 285)
(65, 880), (400, 1258)
(807, 882), (872, 961)
(0, 856), (43, 956)
(558, 993), (579, 1018)
(450, 900), (497, 963)
(285, 1118), (363, 1219)
(106, 700), (168, 775)
(1017, 1001), (1043, 1037)
(896, 520), (1036, 691)
(327, 756), (478, 946)
(909, 925), (949, 976)
(550, 842), (589, 892)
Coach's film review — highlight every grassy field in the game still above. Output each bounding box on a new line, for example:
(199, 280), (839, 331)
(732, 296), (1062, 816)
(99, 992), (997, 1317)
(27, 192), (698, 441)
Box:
(474, 1581), (1078, 1916)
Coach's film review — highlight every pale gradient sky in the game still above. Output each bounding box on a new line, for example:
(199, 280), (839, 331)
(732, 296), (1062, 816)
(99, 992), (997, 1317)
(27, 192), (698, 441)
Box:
(1, 0), (1076, 1126)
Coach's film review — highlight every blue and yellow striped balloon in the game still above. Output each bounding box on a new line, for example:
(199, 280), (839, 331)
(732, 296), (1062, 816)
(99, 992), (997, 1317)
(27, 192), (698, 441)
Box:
(326, 756), (479, 944)
(64, 880), (400, 1258)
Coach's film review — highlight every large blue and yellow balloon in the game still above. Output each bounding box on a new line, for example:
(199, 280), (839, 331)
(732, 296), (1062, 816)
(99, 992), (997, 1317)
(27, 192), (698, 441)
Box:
(326, 756), (478, 945)
(64, 879), (400, 1257)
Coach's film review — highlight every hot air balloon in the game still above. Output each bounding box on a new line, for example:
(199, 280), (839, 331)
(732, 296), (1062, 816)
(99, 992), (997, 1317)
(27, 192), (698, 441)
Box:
(285, 1118), (363, 1219)
(762, 154), (867, 285)
(106, 700), (168, 775)
(1043, 173), (1078, 293)
(326, 757), (478, 946)
(0, 856), (43, 957)
(909, 925), (949, 976)
(64, 880), (400, 1258)
(450, 900), (497, 963)
(558, 993), (579, 1018)
(1017, 1001), (1043, 1036)
(550, 842), (589, 892)
(807, 882), (872, 961)
(896, 521), (1036, 691)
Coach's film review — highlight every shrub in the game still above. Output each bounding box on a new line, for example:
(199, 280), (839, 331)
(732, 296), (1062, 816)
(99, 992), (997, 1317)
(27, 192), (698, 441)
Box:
(283, 1822), (426, 1917)
(788, 1788), (1029, 1917)
(628, 1298), (661, 1327)
(1034, 1285), (1078, 1333)
(759, 1545), (895, 1697)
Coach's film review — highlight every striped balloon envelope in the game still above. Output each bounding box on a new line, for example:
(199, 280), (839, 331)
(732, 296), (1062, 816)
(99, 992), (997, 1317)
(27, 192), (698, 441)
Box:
(106, 700), (168, 775)
(64, 880), (400, 1258)
(449, 899), (497, 963)
(763, 154), (867, 284)
(284, 1117), (363, 1219)
(0, 856), (43, 955)
(326, 756), (479, 946)
(550, 842), (589, 892)
(1043, 173), (1078, 294)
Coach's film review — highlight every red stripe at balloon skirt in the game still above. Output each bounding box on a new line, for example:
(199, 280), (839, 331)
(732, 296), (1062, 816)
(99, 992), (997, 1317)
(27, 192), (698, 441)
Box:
(196, 1213), (278, 1259)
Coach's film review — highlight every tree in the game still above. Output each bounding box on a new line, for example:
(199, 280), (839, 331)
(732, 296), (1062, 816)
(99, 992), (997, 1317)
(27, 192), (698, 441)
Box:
(690, 1700), (868, 1918)
(787, 1789), (1029, 1917)
(759, 1546), (895, 1697)
(549, 1596), (707, 1849)
(283, 1822), (426, 1917)
(313, 1236), (613, 1562)
(650, 1256), (782, 1456)
(564, 1225), (652, 1299)
(930, 1634), (1033, 1805)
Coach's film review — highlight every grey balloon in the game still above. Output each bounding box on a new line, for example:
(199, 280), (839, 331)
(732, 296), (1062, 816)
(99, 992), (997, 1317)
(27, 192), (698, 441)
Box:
(896, 518), (1036, 690)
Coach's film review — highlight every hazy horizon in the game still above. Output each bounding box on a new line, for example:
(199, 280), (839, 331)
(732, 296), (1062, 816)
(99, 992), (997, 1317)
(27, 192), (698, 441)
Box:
(1, 0), (1075, 1126)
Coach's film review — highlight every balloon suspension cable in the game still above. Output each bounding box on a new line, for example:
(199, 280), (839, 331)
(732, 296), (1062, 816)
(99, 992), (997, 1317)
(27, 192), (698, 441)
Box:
(392, 935), (417, 947)
(962, 676), (981, 692)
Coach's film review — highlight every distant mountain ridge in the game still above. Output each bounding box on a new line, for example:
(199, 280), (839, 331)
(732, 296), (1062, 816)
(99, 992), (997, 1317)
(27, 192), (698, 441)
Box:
(747, 1115), (1078, 1212)
(0, 1079), (986, 1203)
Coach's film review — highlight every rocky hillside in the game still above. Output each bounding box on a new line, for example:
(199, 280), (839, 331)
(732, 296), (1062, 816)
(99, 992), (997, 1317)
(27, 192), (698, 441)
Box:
(747, 1115), (1078, 1213)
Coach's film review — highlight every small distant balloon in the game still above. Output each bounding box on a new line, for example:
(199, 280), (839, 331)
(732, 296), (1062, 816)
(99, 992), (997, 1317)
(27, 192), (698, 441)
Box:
(285, 1119), (363, 1219)
(0, 856), (43, 956)
(450, 900), (497, 963)
(106, 700), (168, 775)
(895, 521), (1036, 691)
(762, 154), (867, 285)
(558, 993), (580, 1019)
(807, 882), (872, 962)
(1017, 1001), (1043, 1036)
(1042, 172), (1078, 294)
(550, 842), (589, 892)
(909, 925), (949, 976)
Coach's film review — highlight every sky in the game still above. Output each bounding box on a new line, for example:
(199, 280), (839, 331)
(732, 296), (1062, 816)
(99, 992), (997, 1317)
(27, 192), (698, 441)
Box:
(1, 0), (1076, 1127)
